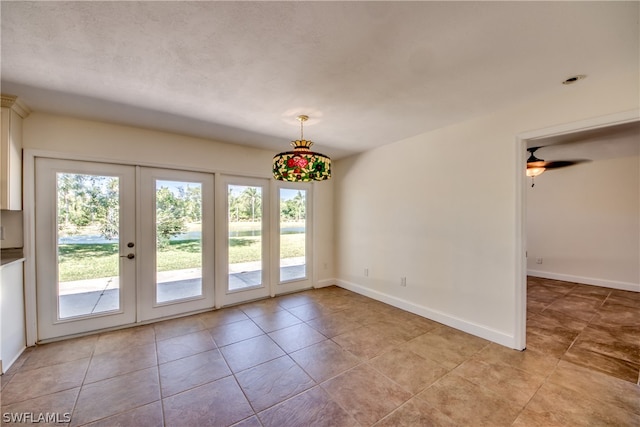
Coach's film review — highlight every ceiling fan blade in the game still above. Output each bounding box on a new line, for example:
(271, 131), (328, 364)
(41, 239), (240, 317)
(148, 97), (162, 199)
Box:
(527, 159), (590, 169)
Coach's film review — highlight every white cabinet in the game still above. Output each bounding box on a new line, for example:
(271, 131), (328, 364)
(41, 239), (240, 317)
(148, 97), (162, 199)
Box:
(1, 260), (26, 373)
(1, 95), (30, 210)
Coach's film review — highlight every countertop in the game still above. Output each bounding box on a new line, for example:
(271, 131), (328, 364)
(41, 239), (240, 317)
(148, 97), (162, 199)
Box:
(1, 249), (25, 268)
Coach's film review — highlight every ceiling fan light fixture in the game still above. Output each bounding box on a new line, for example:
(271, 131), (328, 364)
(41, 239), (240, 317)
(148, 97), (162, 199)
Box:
(273, 115), (331, 182)
(526, 167), (546, 177)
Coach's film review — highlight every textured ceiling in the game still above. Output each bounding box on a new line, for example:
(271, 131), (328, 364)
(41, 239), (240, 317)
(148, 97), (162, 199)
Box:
(1, 1), (638, 159)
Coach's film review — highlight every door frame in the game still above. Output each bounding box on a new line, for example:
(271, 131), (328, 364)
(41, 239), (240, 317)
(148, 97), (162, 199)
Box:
(215, 174), (272, 307)
(513, 108), (640, 351)
(34, 158), (138, 340)
(271, 181), (314, 295)
(23, 150), (322, 344)
(137, 167), (215, 322)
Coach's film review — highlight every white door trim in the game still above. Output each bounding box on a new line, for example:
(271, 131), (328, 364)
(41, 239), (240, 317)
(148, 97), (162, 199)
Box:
(137, 167), (215, 321)
(34, 158), (137, 340)
(514, 108), (640, 350)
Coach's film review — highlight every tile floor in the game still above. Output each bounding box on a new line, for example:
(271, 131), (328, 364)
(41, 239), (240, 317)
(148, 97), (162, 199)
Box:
(1, 278), (638, 426)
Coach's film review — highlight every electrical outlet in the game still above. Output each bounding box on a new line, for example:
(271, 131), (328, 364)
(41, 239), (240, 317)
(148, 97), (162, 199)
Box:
(400, 277), (407, 287)
(364, 268), (369, 277)
(536, 258), (543, 264)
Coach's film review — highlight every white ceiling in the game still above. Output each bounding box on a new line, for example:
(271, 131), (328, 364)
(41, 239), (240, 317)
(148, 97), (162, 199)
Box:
(1, 1), (638, 159)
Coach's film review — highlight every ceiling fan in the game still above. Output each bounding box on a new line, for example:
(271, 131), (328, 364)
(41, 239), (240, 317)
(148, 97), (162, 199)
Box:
(526, 146), (589, 187)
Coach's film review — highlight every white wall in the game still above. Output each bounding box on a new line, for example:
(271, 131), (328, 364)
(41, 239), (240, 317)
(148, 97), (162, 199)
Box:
(334, 70), (639, 349)
(527, 149), (639, 291)
(0, 210), (23, 249)
(22, 113), (336, 284)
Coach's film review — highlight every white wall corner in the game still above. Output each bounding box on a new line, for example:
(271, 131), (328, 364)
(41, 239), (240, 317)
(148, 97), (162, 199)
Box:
(314, 278), (336, 289)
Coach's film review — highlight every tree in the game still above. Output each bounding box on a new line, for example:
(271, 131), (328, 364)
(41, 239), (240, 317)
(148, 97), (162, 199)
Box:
(241, 187), (261, 222)
(155, 187), (187, 248)
(292, 190), (305, 221)
(185, 185), (202, 223)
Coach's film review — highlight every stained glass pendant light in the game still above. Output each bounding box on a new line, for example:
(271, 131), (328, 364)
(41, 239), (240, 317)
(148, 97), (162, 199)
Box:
(273, 115), (331, 182)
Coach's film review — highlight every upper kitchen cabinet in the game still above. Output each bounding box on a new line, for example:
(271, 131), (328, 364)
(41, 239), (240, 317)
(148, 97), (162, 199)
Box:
(1, 95), (30, 210)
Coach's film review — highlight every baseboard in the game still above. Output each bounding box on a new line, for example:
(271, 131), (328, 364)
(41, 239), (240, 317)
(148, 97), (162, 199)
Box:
(527, 270), (640, 292)
(314, 279), (336, 289)
(2, 346), (27, 374)
(335, 279), (520, 350)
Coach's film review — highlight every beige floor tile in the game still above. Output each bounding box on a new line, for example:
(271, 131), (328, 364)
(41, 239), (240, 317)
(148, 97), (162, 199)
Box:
(93, 325), (155, 355)
(322, 364), (412, 426)
(238, 299), (285, 318)
(286, 301), (335, 321)
(4, 280), (636, 426)
(369, 347), (449, 394)
(289, 340), (361, 382)
(81, 401), (163, 427)
(571, 325), (640, 363)
(544, 295), (601, 322)
(528, 309), (588, 333)
(417, 373), (522, 426)
(366, 317), (430, 341)
(525, 380), (639, 426)
(197, 307), (249, 329)
(236, 355), (315, 412)
(251, 310), (302, 333)
(156, 330), (216, 364)
(220, 335), (285, 373)
(306, 310), (362, 338)
(471, 343), (559, 377)
(332, 324), (406, 360)
(452, 358), (546, 407)
(71, 367), (160, 426)
(230, 415), (263, 427)
(403, 326), (488, 369)
(2, 358), (89, 406)
(209, 319), (264, 347)
(258, 386), (358, 427)
(162, 376), (253, 427)
(593, 302), (640, 327)
(84, 343), (157, 384)
(20, 336), (96, 371)
(1, 388), (79, 426)
(547, 360), (640, 415)
(153, 316), (206, 342)
(512, 408), (569, 427)
(159, 349), (231, 397)
(373, 397), (458, 427)
(562, 345), (640, 383)
(524, 329), (575, 359)
(275, 292), (317, 309)
(268, 322), (327, 353)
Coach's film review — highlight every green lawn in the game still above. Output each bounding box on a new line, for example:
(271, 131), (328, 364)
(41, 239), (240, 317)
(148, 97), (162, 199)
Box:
(58, 234), (305, 282)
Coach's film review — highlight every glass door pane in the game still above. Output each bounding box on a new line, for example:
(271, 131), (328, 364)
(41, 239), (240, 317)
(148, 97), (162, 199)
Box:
(228, 184), (263, 291)
(56, 173), (122, 318)
(138, 168), (214, 322)
(155, 180), (203, 303)
(279, 188), (307, 282)
(36, 158), (136, 341)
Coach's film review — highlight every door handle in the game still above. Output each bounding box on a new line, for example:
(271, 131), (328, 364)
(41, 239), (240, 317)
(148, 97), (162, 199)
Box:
(120, 253), (135, 259)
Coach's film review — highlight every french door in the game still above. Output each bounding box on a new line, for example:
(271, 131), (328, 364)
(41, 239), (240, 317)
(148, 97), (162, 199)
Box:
(274, 183), (313, 294)
(216, 176), (271, 306)
(138, 168), (214, 321)
(35, 160), (216, 340)
(34, 159), (315, 340)
(35, 159), (137, 340)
